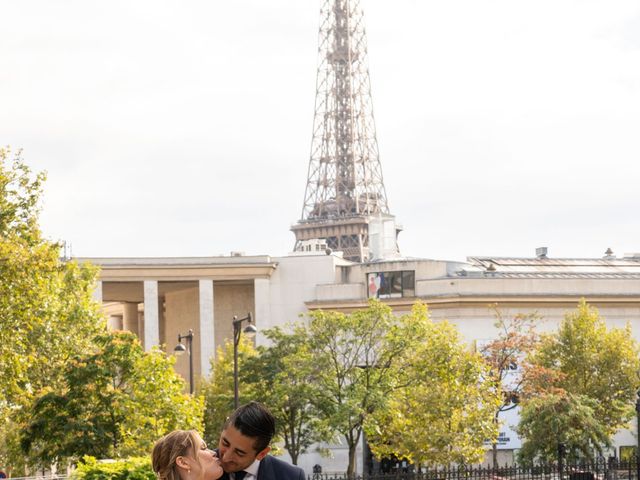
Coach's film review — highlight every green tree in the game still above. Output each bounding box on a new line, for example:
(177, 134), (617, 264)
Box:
(72, 456), (154, 480)
(306, 299), (427, 476)
(520, 299), (640, 460)
(20, 331), (203, 467)
(120, 343), (204, 455)
(201, 337), (257, 447)
(480, 306), (540, 466)
(0, 147), (44, 241)
(0, 148), (105, 474)
(367, 304), (501, 467)
(516, 393), (610, 463)
(245, 324), (333, 464)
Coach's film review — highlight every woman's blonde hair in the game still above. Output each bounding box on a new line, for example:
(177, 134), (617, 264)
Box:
(152, 430), (201, 480)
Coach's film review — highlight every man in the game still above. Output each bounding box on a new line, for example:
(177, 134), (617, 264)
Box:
(218, 401), (305, 480)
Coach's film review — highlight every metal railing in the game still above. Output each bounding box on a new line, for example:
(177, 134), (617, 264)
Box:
(307, 458), (640, 480)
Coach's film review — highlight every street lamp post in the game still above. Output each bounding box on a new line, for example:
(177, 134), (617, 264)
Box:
(233, 313), (257, 408)
(174, 329), (195, 394)
(557, 442), (566, 479)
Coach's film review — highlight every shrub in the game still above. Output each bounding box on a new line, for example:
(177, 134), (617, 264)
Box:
(72, 456), (155, 480)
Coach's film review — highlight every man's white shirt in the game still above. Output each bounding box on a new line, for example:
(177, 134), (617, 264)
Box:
(230, 459), (260, 480)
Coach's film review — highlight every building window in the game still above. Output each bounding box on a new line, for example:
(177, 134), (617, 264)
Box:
(367, 271), (415, 299)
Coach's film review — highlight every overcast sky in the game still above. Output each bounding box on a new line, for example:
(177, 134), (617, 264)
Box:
(2, 0), (639, 262)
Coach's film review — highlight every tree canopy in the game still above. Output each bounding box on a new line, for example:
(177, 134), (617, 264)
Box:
(1, 149), (204, 472)
(366, 303), (501, 467)
(519, 299), (640, 461)
(200, 336), (257, 447)
(244, 324), (334, 464)
(480, 307), (540, 466)
(21, 331), (203, 466)
(517, 392), (610, 463)
(0, 148), (106, 473)
(305, 300), (435, 475)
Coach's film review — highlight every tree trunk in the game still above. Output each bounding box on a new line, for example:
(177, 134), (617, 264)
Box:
(492, 442), (498, 467)
(492, 412), (500, 467)
(346, 428), (362, 477)
(286, 429), (299, 464)
(347, 442), (357, 477)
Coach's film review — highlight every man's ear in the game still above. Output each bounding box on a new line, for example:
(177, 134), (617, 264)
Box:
(255, 446), (271, 461)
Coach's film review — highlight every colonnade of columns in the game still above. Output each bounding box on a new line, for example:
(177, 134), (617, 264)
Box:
(93, 278), (270, 380)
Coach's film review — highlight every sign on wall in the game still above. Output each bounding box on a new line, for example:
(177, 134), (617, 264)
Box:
(476, 338), (523, 450)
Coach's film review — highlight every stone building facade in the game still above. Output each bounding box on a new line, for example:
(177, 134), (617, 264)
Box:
(85, 249), (640, 472)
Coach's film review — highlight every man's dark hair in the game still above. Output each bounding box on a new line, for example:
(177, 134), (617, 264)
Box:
(224, 401), (275, 452)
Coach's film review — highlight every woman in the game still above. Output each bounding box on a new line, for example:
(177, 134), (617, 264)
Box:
(152, 430), (223, 480)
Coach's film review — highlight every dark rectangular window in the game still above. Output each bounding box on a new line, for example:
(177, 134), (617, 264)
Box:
(402, 271), (415, 297)
(367, 270), (415, 299)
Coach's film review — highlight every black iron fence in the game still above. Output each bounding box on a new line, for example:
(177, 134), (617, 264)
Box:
(308, 458), (640, 480)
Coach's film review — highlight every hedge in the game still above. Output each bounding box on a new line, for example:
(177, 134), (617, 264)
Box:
(71, 456), (155, 480)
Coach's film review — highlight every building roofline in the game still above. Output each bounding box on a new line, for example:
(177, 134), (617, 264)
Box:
(74, 255), (275, 267)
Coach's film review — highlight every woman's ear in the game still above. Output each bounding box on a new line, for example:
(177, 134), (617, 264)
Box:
(175, 456), (192, 473)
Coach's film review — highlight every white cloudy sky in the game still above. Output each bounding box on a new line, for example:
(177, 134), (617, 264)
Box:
(2, 0), (639, 262)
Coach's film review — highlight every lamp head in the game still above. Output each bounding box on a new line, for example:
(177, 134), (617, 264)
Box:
(174, 342), (187, 355)
(243, 323), (257, 337)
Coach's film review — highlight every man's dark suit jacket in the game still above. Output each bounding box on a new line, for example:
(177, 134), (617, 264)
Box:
(256, 455), (306, 480)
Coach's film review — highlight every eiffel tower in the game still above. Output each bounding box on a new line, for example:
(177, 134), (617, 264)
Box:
(291, 0), (399, 263)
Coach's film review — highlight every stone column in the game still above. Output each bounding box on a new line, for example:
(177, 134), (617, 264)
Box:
(199, 280), (215, 378)
(254, 278), (271, 345)
(93, 280), (103, 303)
(138, 313), (145, 348)
(143, 280), (160, 351)
(122, 302), (139, 335)
(107, 315), (123, 330)
(158, 297), (165, 347)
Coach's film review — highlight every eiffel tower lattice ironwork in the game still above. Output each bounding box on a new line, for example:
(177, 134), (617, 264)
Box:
(291, 0), (399, 263)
